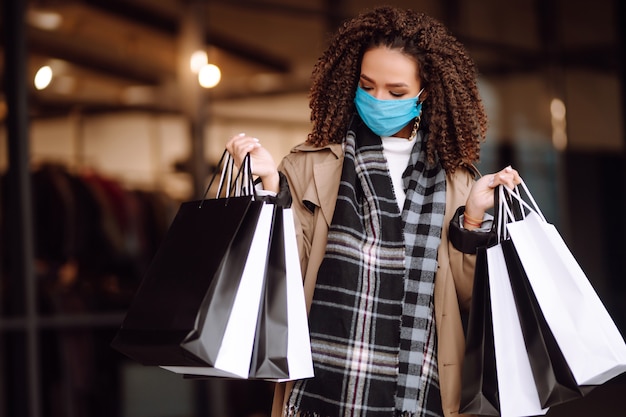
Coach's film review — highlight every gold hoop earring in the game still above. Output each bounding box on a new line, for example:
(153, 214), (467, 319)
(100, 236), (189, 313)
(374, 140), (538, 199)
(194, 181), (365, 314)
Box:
(409, 116), (421, 140)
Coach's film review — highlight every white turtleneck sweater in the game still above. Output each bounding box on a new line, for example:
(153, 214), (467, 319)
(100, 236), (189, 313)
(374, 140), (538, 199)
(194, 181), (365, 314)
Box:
(381, 135), (417, 211)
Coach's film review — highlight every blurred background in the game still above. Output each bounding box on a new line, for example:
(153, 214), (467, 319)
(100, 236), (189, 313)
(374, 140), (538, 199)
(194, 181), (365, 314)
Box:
(1, 0), (625, 416)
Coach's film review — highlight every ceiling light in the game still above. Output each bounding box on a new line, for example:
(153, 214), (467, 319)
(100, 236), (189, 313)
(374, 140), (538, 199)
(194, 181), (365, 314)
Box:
(27, 9), (63, 31)
(550, 98), (566, 121)
(34, 66), (53, 90)
(198, 64), (221, 89)
(190, 50), (208, 74)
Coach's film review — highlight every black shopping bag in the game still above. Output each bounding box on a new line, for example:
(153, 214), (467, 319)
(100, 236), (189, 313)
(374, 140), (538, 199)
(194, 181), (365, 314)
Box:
(250, 206), (289, 379)
(165, 206), (314, 381)
(501, 238), (587, 408)
(459, 245), (500, 416)
(114, 150), (313, 381)
(111, 195), (267, 367)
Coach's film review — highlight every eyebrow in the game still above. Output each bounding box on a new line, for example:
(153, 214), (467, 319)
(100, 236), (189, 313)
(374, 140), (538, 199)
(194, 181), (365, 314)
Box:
(359, 74), (409, 88)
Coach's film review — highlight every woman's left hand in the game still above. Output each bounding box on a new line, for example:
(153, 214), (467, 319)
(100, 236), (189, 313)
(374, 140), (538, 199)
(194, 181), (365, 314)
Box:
(465, 165), (522, 223)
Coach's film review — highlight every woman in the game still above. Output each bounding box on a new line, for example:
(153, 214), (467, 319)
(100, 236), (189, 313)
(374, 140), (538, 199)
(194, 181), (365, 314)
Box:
(227, 6), (520, 417)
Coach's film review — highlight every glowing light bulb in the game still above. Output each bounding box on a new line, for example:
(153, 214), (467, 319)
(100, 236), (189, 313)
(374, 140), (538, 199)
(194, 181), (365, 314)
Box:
(198, 64), (221, 88)
(34, 65), (53, 90)
(550, 98), (566, 121)
(27, 10), (63, 30)
(190, 50), (208, 74)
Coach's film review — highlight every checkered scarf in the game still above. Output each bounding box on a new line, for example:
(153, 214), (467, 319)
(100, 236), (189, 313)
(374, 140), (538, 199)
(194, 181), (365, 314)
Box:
(287, 117), (446, 416)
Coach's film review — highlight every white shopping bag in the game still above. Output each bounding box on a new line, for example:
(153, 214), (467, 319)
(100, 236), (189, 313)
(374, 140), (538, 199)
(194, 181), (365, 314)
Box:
(487, 244), (548, 417)
(279, 208), (314, 380)
(163, 207), (314, 381)
(507, 210), (626, 385)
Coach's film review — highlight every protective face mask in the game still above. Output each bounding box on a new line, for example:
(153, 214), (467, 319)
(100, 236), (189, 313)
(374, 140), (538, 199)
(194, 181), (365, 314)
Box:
(354, 85), (424, 137)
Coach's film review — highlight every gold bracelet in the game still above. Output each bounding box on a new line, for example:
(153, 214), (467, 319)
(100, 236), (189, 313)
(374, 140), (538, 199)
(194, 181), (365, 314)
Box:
(463, 218), (481, 228)
(463, 212), (483, 225)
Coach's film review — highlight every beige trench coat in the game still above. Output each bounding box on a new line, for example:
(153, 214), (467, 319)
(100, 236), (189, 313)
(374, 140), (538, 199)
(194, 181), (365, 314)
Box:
(271, 142), (478, 417)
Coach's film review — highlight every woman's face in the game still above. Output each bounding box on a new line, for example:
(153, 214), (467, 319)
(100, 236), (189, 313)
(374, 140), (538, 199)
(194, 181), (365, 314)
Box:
(359, 46), (422, 100)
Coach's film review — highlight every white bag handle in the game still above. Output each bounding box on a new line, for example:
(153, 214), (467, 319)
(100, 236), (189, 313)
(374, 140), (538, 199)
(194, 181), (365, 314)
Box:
(496, 185), (516, 241)
(216, 152), (234, 198)
(501, 180), (547, 223)
(495, 178), (548, 242)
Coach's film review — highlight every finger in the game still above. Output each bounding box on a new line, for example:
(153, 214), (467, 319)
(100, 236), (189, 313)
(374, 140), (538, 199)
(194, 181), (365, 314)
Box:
(488, 172), (512, 189)
(501, 165), (521, 184)
(230, 134), (256, 151)
(225, 133), (244, 155)
(501, 173), (519, 189)
(227, 134), (261, 163)
(501, 166), (522, 187)
(511, 169), (522, 185)
(248, 137), (260, 151)
(226, 132), (245, 145)
(229, 133), (260, 146)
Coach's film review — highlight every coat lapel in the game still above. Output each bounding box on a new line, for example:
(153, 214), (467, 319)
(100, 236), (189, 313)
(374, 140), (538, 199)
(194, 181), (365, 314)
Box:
(299, 143), (344, 227)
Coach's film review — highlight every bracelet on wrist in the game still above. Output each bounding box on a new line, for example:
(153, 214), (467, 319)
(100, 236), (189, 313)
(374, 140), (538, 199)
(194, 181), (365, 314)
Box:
(463, 219), (481, 229)
(463, 211), (484, 225)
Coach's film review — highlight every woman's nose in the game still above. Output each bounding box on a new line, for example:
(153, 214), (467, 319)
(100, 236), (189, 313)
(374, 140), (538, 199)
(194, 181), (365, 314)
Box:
(372, 89), (386, 100)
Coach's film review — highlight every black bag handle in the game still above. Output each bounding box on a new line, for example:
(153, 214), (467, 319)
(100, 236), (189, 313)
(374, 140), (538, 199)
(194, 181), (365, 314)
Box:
(199, 150), (257, 207)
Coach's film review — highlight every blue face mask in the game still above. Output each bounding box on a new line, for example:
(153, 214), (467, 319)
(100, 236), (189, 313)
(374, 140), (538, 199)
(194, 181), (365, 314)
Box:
(354, 85), (424, 137)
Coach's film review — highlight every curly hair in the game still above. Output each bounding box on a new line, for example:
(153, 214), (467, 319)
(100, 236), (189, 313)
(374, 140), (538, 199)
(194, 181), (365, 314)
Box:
(307, 6), (486, 172)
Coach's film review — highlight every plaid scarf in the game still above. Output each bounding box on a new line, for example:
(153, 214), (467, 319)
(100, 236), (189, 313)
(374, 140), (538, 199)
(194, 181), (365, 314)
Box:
(287, 117), (446, 416)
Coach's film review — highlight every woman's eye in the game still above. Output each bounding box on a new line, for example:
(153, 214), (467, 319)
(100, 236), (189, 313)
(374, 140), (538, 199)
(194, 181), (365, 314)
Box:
(390, 91), (405, 97)
(361, 85), (373, 91)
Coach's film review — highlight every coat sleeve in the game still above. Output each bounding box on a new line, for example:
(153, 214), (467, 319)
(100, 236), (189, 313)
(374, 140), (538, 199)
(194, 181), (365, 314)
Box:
(278, 155), (314, 280)
(445, 170), (489, 312)
(448, 206), (495, 254)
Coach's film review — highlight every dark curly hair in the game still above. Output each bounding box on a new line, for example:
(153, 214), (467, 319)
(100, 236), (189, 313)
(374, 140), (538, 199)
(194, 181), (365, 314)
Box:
(307, 6), (486, 172)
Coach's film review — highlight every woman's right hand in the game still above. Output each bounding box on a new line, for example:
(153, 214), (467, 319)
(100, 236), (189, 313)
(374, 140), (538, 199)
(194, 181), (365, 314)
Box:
(226, 133), (280, 193)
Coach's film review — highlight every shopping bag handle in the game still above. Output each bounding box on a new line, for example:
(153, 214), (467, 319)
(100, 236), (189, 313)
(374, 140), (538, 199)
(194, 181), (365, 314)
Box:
(220, 152), (252, 197)
(495, 185), (512, 241)
(496, 185), (518, 241)
(493, 179), (548, 242)
(501, 180), (547, 223)
(199, 150), (256, 207)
